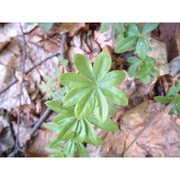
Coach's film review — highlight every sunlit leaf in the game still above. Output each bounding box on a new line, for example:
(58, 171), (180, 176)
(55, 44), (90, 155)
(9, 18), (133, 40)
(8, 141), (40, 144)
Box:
(59, 73), (92, 89)
(74, 54), (94, 81)
(45, 122), (62, 134)
(154, 96), (172, 104)
(127, 23), (139, 36)
(94, 88), (108, 122)
(115, 36), (137, 53)
(84, 119), (99, 145)
(75, 88), (95, 120)
(64, 87), (92, 106)
(76, 143), (89, 157)
(93, 50), (112, 81)
(88, 116), (119, 132)
(63, 140), (75, 157)
(100, 23), (111, 33)
(101, 87), (128, 106)
(99, 70), (126, 86)
(142, 23), (159, 34)
(74, 120), (86, 143)
(45, 100), (74, 114)
(135, 37), (148, 59)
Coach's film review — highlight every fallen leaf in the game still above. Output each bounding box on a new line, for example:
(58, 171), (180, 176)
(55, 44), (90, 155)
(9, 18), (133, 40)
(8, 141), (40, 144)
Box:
(101, 100), (180, 157)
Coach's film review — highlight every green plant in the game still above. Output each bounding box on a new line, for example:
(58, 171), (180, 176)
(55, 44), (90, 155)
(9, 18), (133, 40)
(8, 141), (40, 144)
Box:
(39, 55), (69, 101)
(154, 82), (180, 115)
(100, 23), (124, 40)
(127, 56), (159, 84)
(45, 50), (128, 157)
(100, 23), (160, 84)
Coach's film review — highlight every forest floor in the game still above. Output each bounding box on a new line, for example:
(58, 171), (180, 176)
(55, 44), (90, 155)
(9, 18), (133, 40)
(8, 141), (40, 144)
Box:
(0, 23), (179, 157)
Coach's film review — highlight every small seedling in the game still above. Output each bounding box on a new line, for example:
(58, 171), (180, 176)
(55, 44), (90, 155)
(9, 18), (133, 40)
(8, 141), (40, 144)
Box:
(154, 82), (180, 115)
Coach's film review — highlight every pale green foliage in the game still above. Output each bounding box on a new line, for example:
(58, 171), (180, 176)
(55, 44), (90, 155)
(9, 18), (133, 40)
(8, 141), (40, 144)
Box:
(154, 82), (180, 115)
(127, 56), (159, 84)
(59, 51), (128, 122)
(44, 50), (127, 157)
(39, 56), (69, 101)
(100, 23), (160, 84)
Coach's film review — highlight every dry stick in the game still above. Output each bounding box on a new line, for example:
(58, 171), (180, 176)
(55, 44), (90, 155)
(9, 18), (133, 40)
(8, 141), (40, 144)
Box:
(8, 33), (68, 157)
(15, 24), (27, 149)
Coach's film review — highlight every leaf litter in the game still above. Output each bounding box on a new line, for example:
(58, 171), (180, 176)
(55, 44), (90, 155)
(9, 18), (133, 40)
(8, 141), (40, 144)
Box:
(0, 23), (179, 157)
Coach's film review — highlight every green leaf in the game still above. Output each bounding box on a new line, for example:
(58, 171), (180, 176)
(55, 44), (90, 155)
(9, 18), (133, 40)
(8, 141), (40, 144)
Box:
(127, 23), (139, 36)
(116, 23), (124, 35)
(45, 100), (74, 114)
(93, 50), (112, 81)
(76, 143), (89, 157)
(149, 69), (159, 77)
(50, 120), (77, 148)
(168, 104), (180, 115)
(63, 140), (75, 157)
(53, 114), (75, 126)
(145, 56), (156, 67)
(100, 23), (111, 33)
(135, 37), (148, 59)
(167, 85), (179, 96)
(94, 88), (108, 122)
(174, 104), (180, 114)
(142, 23), (159, 34)
(174, 96), (180, 104)
(128, 63), (139, 77)
(38, 23), (53, 31)
(74, 54), (94, 81)
(108, 102), (119, 116)
(59, 73), (92, 89)
(49, 139), (64, 150)
(154, 96), (172, 104)
(46, 147), (65, 157)
(127, 56), (141, 64)
(74, 120), (86, 143)
(136, 73), (151, 84)
(101, 87), (128, 106)
(64, 87), (91, 106)
(115, 36), (136, 53)
(75, 88), (95, 120)
(88, 116), (119, 132)
(99, 70), (126, 86)
(45, 122), (61, 134)
(58, 120), (77, 141)
(84, 119), (99, 145)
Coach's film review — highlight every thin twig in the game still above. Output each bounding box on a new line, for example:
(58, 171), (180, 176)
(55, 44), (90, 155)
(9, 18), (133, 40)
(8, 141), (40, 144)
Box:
(14, 24), (27, 150)
(8, 32), (68, 157)
(0, 52), (60, 96)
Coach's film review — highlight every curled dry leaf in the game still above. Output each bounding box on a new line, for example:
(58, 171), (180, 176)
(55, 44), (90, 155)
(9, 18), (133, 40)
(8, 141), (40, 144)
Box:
(58, 23), (86, 37)
(101, 100), (180, 157)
